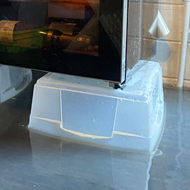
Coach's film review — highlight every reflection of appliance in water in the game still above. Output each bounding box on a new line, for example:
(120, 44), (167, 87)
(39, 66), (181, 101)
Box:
(30, 131), (154, 190)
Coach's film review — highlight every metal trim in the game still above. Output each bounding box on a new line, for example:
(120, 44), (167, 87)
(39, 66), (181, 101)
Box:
(120, 0), (128, 83)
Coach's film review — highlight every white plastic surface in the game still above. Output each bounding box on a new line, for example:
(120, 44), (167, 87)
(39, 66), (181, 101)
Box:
(0, 65), (32, 103)
(29, 60), (164, 152)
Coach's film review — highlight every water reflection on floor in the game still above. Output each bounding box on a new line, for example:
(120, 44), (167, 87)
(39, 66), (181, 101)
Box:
(149, 89), (190, 190)
(30, 132), (153, 190)
(0, 73), (190, 190)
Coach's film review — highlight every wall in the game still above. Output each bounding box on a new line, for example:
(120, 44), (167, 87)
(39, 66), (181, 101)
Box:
(127, 0), (190, 88)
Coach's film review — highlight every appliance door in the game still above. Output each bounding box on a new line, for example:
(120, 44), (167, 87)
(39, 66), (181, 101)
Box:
(0, 0), (128, 83)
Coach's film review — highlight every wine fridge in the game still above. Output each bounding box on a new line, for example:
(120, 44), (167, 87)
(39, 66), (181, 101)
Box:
(0, 0), (128, 84)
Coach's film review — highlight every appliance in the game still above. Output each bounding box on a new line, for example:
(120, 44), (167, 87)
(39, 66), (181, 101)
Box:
(0, 0), (128, 85)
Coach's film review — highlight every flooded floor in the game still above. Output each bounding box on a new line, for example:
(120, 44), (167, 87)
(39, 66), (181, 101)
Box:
(0, 72), (190, 190)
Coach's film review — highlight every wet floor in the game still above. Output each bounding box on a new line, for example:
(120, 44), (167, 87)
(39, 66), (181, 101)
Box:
(0, 72), (190, 190)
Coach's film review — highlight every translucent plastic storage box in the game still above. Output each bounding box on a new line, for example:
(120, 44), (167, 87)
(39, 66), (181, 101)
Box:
(29, 60), (164, 152)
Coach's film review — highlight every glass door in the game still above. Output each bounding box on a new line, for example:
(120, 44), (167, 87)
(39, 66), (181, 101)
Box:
(0, 0), (127, 83)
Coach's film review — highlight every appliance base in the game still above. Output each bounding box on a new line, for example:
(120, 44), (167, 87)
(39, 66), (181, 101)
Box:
(29, 60), (165, 152)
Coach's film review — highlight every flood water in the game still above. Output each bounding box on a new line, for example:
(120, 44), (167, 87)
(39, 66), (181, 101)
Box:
(0, 71), (190, 190)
